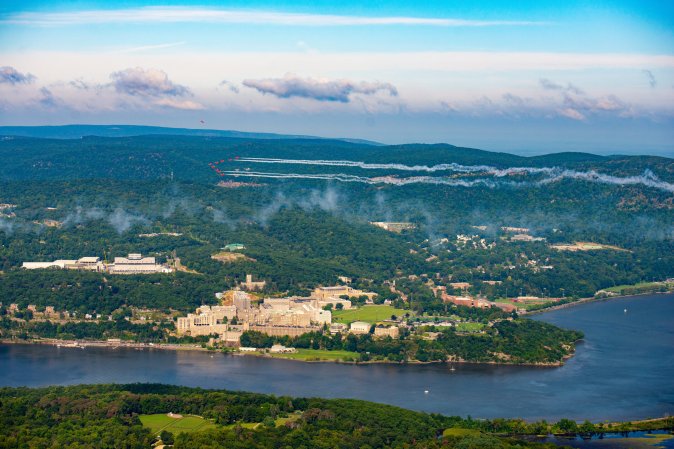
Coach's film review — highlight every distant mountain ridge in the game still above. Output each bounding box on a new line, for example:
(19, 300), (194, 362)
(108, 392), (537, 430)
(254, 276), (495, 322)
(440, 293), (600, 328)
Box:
(0, 124), (382, 146)
(0, 132), (671, 185)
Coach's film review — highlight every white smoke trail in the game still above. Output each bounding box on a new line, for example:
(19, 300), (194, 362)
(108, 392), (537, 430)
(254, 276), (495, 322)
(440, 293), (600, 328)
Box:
(538, 168), (674, 193)
(230, 158), (674, 192)
(237, 157), (552, 176)
(222, 171), (509, 187)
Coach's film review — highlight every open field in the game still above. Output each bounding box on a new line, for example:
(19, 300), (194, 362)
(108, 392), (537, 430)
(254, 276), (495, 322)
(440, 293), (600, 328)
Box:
(222, 422), (260, 430)
(268, 348), (360, 362)
(454, 322), (486, 332)
(332, 305), (409, 324)
(139, 413), (218, 435)
(495, 298), (558, 311)
(221, 412), (303, 430)
(210, 251), (254, 263)
(443, 428), (482, 438)
(551, 241), (628, 252)
(604, 281), (673, 294)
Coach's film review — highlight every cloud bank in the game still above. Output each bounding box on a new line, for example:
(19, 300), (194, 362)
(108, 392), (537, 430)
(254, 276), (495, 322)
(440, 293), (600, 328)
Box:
(3, 7), (545, 27)
(0, 66), (35, 85)
(110, 67), (190, 97)
(243, 74), (398, 102)
(108, 67), (203, 110)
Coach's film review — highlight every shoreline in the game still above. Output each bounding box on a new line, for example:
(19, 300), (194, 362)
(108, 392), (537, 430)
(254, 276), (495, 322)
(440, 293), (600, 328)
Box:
(525, 290), (674, 316)
(3, 291), (671, 367)
(0, 337), (568, 367)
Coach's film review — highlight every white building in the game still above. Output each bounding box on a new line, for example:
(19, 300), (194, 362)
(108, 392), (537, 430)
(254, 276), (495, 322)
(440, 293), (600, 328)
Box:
(22, 257), (104, 272)
(109, 253), (172, 274)
(176, 305), (237, 336)
(270, 344), (297, 353)
(349, 321), (371, 334)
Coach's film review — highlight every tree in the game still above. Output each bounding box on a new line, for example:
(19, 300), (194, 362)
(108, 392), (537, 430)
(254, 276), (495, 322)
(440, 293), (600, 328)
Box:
(159, 430), (174, 445)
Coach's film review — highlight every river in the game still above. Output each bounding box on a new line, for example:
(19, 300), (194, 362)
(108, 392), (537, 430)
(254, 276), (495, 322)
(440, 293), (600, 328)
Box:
(1, 293), (672, 421)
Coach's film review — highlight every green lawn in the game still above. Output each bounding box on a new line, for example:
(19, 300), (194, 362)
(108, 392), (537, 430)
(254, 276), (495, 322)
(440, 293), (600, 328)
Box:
(274, 411), (303, 426)
(332, 305), (409, 324)
(494, 298), (556, 311)
(443, 428), (482, 438)
(139, 414), (218, 435)
(222, 422), (260, 430)
(604, 281), (671, 293)
(268, 348), (359, 362)
(455, 322), (486, 332)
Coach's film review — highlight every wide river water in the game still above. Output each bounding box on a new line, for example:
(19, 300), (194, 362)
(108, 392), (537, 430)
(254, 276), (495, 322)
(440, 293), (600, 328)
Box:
(1, 293), (672, 421)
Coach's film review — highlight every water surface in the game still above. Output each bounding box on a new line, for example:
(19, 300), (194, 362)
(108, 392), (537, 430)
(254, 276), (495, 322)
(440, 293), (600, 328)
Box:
(1, 293), (673, 421)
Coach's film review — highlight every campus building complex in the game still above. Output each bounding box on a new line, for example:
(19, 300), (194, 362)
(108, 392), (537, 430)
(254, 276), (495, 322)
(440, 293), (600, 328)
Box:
(22, 253), (173, 274)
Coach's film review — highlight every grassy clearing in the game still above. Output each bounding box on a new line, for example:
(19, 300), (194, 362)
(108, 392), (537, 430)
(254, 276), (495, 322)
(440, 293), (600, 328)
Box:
(220, 412), (303, 431)
(443, 428), (482, 438)
(494, 298), (556, 311)
(332, 305), (409, 324)
(139, 414), (218, 435)
(455, 322), (486, 332)
(268, 348), (359, 362)
(604, 281), (671, 293)
(210, 251), (253, 263)
(222, 422), (259, 431)
(275, 411), (303, 426)
(551, 242), (628, 252)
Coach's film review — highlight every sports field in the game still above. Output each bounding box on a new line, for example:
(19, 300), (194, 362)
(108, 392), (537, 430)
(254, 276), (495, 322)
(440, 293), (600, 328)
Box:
(139, 413), (218, 435)
(332, 305), (408, 324)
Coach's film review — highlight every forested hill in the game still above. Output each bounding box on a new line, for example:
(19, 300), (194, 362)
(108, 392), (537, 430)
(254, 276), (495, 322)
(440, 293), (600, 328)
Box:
(0, 124), (380, 145)
(4, 384), (663, 449)
(0, 131), (672, 305)
(0, 133), (671, 182)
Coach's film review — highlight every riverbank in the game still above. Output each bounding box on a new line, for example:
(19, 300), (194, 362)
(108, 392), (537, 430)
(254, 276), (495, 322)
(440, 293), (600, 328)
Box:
(525, 289), (674, 316)
(0, 337), (209, 352)
(3, 293), (671, 422)
(0, 337), (571, 367)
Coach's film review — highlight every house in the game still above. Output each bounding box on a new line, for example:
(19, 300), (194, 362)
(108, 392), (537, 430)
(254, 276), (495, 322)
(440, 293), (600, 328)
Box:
(329, 323), (348, 334)
(270, 344), (297, 353)
(374, 326), (399, 338)
(349, 321), (371, 334)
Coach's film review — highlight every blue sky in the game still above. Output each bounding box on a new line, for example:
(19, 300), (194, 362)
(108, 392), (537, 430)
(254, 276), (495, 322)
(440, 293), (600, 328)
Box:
(1, 1), (673, 155)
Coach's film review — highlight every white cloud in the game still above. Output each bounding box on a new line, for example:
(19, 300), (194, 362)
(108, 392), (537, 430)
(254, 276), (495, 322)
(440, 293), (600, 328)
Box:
(154, 98), (204, 110)
(110, 67), (190, 97)
(0, 66), (35, 84)
(243, 74), (397, 102)
(558, 108), (586, 121)
(3, 7), (545, 27)
(110, 42), (187, 54)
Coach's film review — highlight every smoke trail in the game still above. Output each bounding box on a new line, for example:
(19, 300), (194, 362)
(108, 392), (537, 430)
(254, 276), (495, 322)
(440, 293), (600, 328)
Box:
(222, 171), (509, 187)
(222, 167), (674, 192)
(237, 157), (553, 176)
(230, 158), (674, 192)
(538, 169), (674, 193)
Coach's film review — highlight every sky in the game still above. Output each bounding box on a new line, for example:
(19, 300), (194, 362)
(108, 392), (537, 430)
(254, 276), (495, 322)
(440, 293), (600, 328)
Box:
(1, 1), (673, 155)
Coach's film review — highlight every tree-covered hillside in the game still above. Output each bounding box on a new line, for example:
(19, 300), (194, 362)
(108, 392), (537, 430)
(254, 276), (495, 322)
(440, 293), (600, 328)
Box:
(5, 383), (662, 449)
(0, 134), (672, 339)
